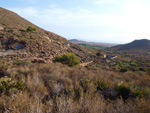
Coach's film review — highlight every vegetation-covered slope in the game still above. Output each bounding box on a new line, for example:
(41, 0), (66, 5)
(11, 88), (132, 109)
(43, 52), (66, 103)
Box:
(0, 60), (150, 113)
(109, 39), (150, 55)
(1, 7), (150, 113)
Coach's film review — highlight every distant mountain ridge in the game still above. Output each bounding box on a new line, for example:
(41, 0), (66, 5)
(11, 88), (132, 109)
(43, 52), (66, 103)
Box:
(69, 39), (118, 47)
(109, 39), (150, 55)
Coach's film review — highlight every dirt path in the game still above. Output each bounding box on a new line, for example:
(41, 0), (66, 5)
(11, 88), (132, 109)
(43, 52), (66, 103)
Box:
(80, 61), (93, 66)
(0, 50), (18, 57)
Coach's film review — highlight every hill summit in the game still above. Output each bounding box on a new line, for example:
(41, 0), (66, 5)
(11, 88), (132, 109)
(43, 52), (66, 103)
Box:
(109, 39), (150, 55)
(0, 7), (94, 63)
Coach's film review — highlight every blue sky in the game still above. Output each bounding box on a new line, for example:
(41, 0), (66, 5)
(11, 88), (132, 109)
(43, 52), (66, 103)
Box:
(1, 0), (150, 43)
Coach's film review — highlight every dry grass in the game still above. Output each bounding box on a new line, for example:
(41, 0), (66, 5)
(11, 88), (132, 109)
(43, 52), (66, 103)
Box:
(0, 62), (150, 113)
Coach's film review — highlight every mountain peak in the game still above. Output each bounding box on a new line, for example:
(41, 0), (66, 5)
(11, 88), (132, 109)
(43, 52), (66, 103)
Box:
(129, 39), (150, 48)
(109, 39), (150, 55)
(132, 39), (150, 43)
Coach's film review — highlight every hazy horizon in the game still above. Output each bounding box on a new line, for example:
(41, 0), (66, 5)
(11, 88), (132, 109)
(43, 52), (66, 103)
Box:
(1, 0), (150, 44)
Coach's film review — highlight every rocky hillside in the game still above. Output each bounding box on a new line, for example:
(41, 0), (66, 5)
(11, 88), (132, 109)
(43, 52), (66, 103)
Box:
(108, 39), (150, 55)
(0, 7), (95, 63)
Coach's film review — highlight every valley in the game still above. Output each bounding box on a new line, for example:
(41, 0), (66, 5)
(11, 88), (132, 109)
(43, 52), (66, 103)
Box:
(0, 7), (150, 113)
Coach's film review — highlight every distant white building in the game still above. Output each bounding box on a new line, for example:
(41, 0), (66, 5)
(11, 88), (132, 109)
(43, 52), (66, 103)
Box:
(104, 55), (118, 60)
(104, 55), (118, 63)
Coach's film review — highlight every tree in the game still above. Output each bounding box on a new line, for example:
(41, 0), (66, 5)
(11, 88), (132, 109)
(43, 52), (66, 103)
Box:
(96, 52), (101, 56)
(26, 26), (36, 32)
(54, 53), (80, 67)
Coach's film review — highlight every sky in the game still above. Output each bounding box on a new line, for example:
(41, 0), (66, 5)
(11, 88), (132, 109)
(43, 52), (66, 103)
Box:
(1, 0), (150, 44)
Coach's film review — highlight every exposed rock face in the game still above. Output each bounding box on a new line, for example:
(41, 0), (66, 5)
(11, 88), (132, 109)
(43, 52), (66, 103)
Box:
(0, 26), (4, 30)
(0, 37), (26, 50)
(0, 50), (17, 57)
(14, 43), (25, 49)
(80, 61), (93, 66)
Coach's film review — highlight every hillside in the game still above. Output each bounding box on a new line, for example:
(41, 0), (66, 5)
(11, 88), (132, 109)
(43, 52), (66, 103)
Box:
(108, 39), (150, 55)
(0, 7), (150, 113)
(0, 7), (95, 63)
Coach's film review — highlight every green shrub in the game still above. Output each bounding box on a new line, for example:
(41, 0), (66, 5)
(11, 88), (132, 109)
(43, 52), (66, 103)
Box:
(13, 60), (32, 66)
(95, 81), (109, 91)
(130, 62), (137, 66)
(55, 39), (60, 41)
(0, 78), (26, 96)
(73, 82), (83, 101)
(115, 61), (123, 67)
(120, 68), (128, 72)
(143, 87), (150, 97)
(80, 78), (91, 93)
(19, 29), (26, 32)
(26, 26), (36, 32)
(96, 52), (101, 56)
(116, 84), (131, 100)
(54, 55), (62, 62)
(54, 53), (80, 67)
(132, 89), (145, 98)
(0, 60), (9, 77)
(139, 67), (146, 72)
(17, 35), (22, 38)
(93, 64), (101, 68)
